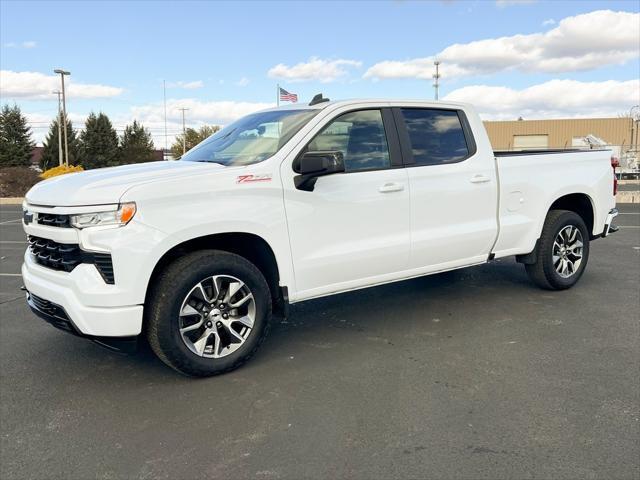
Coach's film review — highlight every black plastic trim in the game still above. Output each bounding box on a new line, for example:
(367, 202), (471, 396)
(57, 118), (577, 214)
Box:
(458, 110), (477, 158)
(28, 235), (115, 284)
(36, 212), (71, 228)
(278, 286), (290, 318)
(309, 93), (330, 106)
(392, 107), (414, 165)
(381, 108), (404, 168)
(515, 239), (540, 265)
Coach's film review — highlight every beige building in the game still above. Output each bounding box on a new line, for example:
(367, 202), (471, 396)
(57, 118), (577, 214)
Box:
(484, 117), (638, 152)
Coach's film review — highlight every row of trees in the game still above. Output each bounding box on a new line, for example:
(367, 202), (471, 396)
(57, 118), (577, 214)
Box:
(40, 113), (156, 170)
(39, 114), (156, 170)
(1, 103), (222, 170)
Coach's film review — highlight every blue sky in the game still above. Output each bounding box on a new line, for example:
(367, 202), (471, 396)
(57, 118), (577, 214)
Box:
(1, 0), (638, 146)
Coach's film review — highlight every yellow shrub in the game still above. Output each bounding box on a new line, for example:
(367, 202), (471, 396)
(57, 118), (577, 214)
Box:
(41, 165), (84, 179)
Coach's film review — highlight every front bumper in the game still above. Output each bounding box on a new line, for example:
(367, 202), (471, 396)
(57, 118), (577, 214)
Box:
(22, 255), (144, 337)
(25, 290), (138, 353)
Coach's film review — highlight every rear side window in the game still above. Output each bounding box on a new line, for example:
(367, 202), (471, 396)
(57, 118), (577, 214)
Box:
(400, 109), (470, 166)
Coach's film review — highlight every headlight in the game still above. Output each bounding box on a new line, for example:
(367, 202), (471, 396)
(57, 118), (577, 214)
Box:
(70, 202), (137, 229)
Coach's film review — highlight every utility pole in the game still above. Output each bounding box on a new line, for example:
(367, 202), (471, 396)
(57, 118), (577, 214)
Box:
(433, 60), (441, 101)
(52, 90), (63, 167)
(631, 105), (640, 152)
(163, 80), (168, 158)
(54, 69), (70, 166)
(179, 108), (189, 155)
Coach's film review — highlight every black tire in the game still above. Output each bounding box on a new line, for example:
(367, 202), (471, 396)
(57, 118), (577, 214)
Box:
(525, 209), (590, 290)
(145, 250), (272, 377)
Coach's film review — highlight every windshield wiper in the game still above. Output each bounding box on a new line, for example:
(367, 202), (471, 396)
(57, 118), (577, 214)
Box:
(191, 160), (225, 165)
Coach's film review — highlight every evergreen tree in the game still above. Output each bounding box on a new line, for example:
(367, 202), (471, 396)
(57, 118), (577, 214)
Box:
(40, 117), (80, 170)
(171, 125), (220, 158)
(120, 120), (155, 164)
(0, 104), (35, 167)
(78, 112), (120, 169)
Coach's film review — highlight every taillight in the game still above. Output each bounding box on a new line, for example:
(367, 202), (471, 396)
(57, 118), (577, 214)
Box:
(611, 155), (618, 196)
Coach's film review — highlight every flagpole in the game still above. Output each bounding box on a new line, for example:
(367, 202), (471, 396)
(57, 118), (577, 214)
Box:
(277, 84), (280, 107)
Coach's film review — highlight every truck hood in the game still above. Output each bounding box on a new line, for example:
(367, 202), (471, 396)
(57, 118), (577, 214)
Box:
(26, 161), (224, 207)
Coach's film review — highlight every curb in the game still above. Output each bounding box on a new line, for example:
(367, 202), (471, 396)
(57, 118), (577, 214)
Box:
(0, 197), (24, 205)
(616, 191), (639, 204)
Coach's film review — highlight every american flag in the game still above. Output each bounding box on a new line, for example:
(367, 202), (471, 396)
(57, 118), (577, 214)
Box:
(279, 87), (298, 103)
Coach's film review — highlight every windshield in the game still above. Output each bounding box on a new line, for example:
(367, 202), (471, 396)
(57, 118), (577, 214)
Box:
(181, 109), (319, 166)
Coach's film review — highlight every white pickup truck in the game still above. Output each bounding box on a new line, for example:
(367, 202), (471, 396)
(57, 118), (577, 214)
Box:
(22, 97), (618, 376)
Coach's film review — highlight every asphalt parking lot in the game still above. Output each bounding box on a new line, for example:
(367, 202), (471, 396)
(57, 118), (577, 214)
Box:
(1, 204), (639, 480)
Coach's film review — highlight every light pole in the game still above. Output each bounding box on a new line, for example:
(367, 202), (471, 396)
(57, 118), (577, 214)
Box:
(179, 107), (189, 156)
(630, 105), (640, 152)
(52, 90), (63, 167)
(433, 60), (441, 101)
(163, 80), (168, 158)
(54, 69), (70, 166)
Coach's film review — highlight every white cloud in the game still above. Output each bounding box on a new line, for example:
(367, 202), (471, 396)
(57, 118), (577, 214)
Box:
(0, 70), (124, 100)
(236, 77), (250, 87)
(167, 80), (204, 89)
(268, 57), (362, 82)
(364, 58), (467, 80)
(130, 98), (275, 147)
(24, 98), (275, 147)
(542, 18), (555, 26)
(3, 41), (36, 48)
(364, 10), (640, 80)
(444, 79), (640, 120)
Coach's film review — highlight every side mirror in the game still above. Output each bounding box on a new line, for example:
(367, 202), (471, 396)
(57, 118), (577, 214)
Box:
(294, 151), (345, 191)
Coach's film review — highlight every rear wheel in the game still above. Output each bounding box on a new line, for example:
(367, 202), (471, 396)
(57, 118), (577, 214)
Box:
(525, 210), (590, 290)
(146, 250), (271, 377)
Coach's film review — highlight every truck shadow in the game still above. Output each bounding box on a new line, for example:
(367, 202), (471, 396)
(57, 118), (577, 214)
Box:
(26, 259), (536, 382)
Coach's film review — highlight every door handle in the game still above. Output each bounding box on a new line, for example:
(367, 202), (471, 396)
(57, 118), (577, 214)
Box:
(378, 182), (405, 193)
(470, 174), (491, 184)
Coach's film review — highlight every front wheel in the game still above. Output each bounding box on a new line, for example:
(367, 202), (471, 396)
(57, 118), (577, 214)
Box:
(525, 210), (590, 290)
(145, 250), (272, 377)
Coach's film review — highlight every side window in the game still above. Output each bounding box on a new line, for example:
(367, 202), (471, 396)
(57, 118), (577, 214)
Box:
(306, 110), (391, 172)
(401, 109), (470, 166)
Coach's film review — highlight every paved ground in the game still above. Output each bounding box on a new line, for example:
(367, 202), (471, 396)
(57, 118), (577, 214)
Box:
(1, 204), (638, 480)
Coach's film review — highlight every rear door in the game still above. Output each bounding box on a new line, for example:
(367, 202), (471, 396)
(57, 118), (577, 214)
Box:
(281, 107), (410, 299)
(395, 107), (498, 271)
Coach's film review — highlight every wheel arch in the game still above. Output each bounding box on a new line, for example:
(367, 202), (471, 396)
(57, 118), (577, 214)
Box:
(144, 232), (286, 317)
(548, 192), (595, 236)
(517, 191), (596, 265)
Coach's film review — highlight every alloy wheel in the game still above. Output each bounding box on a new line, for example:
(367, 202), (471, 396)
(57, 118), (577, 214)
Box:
(178, 275), (255, 358)
(552, 225), (584, 278)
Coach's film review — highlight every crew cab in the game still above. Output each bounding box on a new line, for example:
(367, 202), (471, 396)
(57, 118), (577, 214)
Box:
(21, 97), (618, 376)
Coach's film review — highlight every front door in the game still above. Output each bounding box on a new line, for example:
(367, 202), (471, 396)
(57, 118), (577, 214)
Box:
(281, 108), (410, 299)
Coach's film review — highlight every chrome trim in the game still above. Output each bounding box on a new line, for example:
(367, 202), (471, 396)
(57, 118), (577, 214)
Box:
(602, 208), (619, 237)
